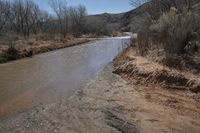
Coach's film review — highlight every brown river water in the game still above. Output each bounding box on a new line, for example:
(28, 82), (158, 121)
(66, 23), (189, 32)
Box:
(0, 36), (130, 119)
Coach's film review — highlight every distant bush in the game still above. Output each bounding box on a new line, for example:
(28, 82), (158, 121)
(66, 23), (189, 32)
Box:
(86, 19), (111, 36)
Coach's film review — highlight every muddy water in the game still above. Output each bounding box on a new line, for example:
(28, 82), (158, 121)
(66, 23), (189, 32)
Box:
(0, 36), (130, 119)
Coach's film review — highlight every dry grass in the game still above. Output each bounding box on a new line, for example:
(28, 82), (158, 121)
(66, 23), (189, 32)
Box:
(0, 38), (89, 63)
(114, 48), (200, 93)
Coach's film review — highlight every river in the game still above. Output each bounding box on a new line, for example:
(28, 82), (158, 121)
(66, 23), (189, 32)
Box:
(0, 36), (130, 119)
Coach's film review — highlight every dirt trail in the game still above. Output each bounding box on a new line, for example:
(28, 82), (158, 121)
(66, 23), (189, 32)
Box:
(1, 61), (200, 132)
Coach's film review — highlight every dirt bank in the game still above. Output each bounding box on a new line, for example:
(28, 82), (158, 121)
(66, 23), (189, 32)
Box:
(113, 47), (200, 132)
(114, 48), (200, 93)
(1, 62), (200, 133)
(0, 38), (89, 63)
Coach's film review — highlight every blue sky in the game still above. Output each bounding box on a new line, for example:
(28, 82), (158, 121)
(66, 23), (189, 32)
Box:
(34, 0), (133, 15)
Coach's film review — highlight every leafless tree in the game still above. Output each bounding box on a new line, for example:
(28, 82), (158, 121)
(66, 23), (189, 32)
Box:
(12, 0), (45, 37)
(42, 14), (59, 35)
(23, 0), (41, 36)
(49, 0), (69, 38)
(69, 5), (87, 37)
(0, 0), (91, 39)
(30, 4), (45, 35)
(0, 0), (11, 32)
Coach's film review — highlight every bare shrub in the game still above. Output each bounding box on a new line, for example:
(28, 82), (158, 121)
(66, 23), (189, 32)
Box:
(6, 36), (19, 60)
(6, 46), (19, 60)
(132, 13), (153, 55)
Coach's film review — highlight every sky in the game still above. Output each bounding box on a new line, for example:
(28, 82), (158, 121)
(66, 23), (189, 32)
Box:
(34, 0), (133, 15)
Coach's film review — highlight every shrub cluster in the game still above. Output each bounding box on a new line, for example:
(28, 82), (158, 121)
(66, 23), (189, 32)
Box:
(135, 7), (200, 56)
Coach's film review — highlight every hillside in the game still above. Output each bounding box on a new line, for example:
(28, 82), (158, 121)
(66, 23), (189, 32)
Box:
(88, 0), (200, 32)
